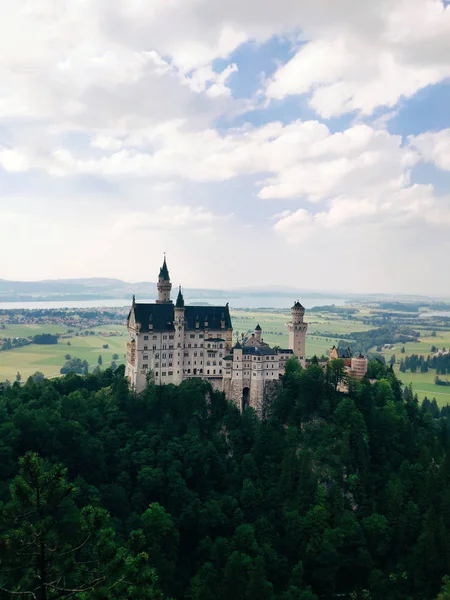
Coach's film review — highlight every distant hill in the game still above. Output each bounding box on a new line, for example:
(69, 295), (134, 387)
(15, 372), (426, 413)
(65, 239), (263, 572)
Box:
(0, 277), (337, 303)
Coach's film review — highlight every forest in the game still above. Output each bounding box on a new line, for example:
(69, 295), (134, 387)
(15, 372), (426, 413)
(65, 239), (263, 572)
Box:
(1, 360), (450, 599)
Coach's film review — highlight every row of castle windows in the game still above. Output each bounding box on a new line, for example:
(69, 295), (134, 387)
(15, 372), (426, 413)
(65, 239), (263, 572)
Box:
(143, 343), (220, 351)
(143, 333), (207, 341)
(233, 372), (276, 377)
(143, 368), (224, 377)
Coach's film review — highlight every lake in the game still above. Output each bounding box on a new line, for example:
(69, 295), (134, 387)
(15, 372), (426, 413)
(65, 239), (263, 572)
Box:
(0, 295), (350, 311)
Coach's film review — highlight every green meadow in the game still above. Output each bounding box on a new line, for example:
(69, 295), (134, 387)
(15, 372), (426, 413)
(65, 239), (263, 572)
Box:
(0, 325), (128, 382)
(377, 327), (450, 406)
(2, 308), (450, 406)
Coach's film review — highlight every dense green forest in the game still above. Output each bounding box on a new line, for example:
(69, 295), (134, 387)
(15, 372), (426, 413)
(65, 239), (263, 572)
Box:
(1, 361), (450, 599)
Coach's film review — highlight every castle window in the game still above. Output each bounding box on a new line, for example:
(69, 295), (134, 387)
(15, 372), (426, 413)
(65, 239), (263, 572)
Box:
(144, 336), (148, 340)
(153, 335), (157, 340)
(162, 372), (166, 376)
(194, 352), (198, 357)
(190, 334), (195, 338)
(169, 362), (172, 367)
(169, 353), (173, 358)
(207, 369), (210, 374)
(184, 352), (189, 357)
(169, 344), (173, 349)
(153, 345), (157, 350)
(155, 353), (159, 359)
(163, 335), (167, 340)
(155, 363), (159, 367)
(219, 369), (222, 374)
(163, 344), (167, 350)
(162, 353), (166, 359)
(144, 345), (148, 351)
(169, 335), (174, 339)
(143, 354), (148, 360)
(168, 371), (173, 375)
(219, 344), (223, 348)
(143, 364), (148, 370)
(188, 343), (191, 348)
(199, 334), (204, 339)
(213, 370), (216, 374)
(155, 372), (158, 377)
(194, 343), (197, 348)
(188, 369), (191, 374)
(207, 361), (210, 366)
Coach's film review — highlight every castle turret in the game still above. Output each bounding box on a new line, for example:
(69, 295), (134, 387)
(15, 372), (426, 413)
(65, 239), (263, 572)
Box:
(287, 301), (308, 366)
(156, 255), (172, 304)
(254, 324), (262, 343)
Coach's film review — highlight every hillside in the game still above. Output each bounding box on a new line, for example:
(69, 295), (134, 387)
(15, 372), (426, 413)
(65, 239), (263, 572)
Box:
(1, 362), (450, 599)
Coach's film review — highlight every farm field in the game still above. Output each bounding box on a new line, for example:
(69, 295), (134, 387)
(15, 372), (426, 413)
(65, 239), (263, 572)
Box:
(377, 328), (450, 406)
(0, 310), (354, 382)
(2, 306), (450, 407)
(0, 325), (128, 382)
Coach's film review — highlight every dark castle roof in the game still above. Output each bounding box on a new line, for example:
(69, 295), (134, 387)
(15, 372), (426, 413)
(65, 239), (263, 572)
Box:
(231, 343), (278, 356)
(292, 301), (304, 309)
(159, 257), (170, 281)
(130, 303), (232, 332)
(175, 286), (184, 308)
(255, 324), (262, 331)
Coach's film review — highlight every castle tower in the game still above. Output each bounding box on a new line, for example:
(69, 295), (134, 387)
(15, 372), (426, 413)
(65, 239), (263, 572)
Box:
(173, 286), (185, 384)
(156, 255), (172, 304)
(287, 301), (308, 366)
(254, 324), (262, 343)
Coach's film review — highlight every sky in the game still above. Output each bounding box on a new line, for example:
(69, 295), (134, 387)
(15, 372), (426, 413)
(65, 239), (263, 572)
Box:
(1, 0), (450, 295)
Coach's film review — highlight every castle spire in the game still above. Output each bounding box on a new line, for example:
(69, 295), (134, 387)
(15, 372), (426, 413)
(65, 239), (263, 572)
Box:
(159, 254), (170, 281)
(156, 254), (172, 303)
(176, 285), (185, 308)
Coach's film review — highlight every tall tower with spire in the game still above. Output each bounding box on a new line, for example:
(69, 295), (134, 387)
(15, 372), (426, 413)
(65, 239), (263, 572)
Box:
(156, 255), (172, 304)
(287, 301), (308, 366)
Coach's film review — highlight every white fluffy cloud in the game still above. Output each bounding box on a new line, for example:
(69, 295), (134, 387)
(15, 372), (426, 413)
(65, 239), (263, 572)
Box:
(36, 122), (416, 205)
(266, 0), (450, 117)
(274, 185), (450, 243)
(409, 129), (450, 171)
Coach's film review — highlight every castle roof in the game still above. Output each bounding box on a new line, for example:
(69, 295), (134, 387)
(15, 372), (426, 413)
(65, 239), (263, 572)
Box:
(130, 302), (232, 332)
(292, 301), (304, 309)
(175, 286), (184, 308)
(255, 324), (262, 331)
(159, 256), (170, 281)
(230, 344), (278, 357)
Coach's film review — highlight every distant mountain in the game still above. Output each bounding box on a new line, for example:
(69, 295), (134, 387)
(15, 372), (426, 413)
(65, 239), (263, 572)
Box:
(0, 277), (334, 303)
(1, 278), (447, 304)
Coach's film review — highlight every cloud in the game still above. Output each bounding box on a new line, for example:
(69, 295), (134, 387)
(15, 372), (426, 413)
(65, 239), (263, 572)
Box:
(265, 0), (450, 117)
(0, 148), (30, 172)
(409, 129), (450, 171)
(40, 121), (417, 208)
(0, 0), (450, 295)
(273, 184), (450, 243)
(112, 205), (233, 234)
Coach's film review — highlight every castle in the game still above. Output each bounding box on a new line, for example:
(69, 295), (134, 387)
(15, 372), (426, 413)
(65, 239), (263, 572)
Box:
(125, 257), (308, 414)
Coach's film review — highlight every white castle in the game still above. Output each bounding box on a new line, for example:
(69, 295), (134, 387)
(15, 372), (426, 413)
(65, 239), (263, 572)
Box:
(126, 257), (308, 415)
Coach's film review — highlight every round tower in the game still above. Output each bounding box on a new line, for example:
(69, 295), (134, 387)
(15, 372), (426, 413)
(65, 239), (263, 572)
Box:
(287, 301), (308, 366)
(156, 255), (172, 304)
(254, 324), (262, 343)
